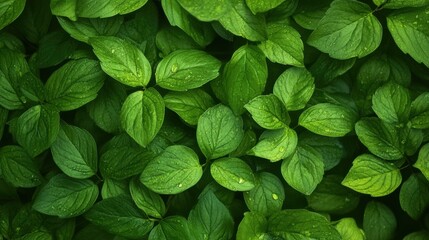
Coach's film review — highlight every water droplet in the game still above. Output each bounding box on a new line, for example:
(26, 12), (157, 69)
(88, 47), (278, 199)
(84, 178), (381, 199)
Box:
(111, 49), (115, 54)
(238, 178), (245, 184)
(171, 64), (178, 73)
(178, 183), (183, 188)
(272, 193), (279, 200)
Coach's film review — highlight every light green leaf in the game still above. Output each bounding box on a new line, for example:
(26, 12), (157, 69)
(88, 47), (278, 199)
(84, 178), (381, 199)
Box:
(273, 67), (315, 111)
(164, 88), (215, 125)
(222, 45), (268, 115)
(148, 216), (192, 240)
(281, 145), (324, 195)
(51, 122), (97, 179)
(0, 0), (26, 30)
(90, 36), (151, 87)
(33, 174), (98, 218)
(243, 172), (285, 216)
(15, 104), (60, 157)
(415, 143), (429, 181)
(155, 50), (221, 91)
(0, 145), (42, 188)
(387, 6), (429, 67)
(121, 88), (165, 147)
(299, 103), (358, 137)
(372, 83), (411, 124)
(410, 92), (429, 129)
(236, 212), (268, 240)
(244, 94), (290, 130)
(210, 157), (255, 191)
(188, 191), (234, 240)
(400, 173), (429, 220)
(84, 194), (153, 239)
(342, 154), (402, 197)
(363, 201), (397, 240)
(45, 59), (105, 111)
(355, 118), (404, 160)
(129, 177), (166, 218)
(307, 0), (382, 59)
(140, 145), (202, 194)
(177, 0), (228, 21)
(258, 23), (303, 66)
(248, 127), (298, 162)
(218, 0), (266, 41)
(197, 104), (244, 159)
(246, 0), (285, 14)
(335, 218), (365, 240)
(383, 0), (429, 8)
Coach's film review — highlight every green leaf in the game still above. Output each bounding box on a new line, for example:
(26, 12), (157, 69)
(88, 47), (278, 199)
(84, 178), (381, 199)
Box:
(0, 106), (7, 141)
(383, 0), (429, 9)
(197, 104), (244, 159)
(293, 0), (330, 30)
(15, 231), (53, 240)
(404, 231), (429, 240)
(90, 36), (151, 87)
(230, 130), (257, 157)
(33, 174), (98, 218)
(51, 122), (97, 179)
(188, 191), (234, 240)
(0, 145), (42, 188)
(363, 201), (397, 240)
(148, 216), (192, 240)
(372, 83), (411, 124)
(101, 178), (128, 199)
(307, 0), (382, 59)
(176, 0), (228, 21)
(18, 72), (46, 103)
(121, 88), (165, 147)
(342, 154), (402, 197)
(281, 145), (325, 195)
(218, 0), (266, 41)
(156, 26), (200, 56)
(222, 45), (268, 114)
(258, 23), (304, 66)
(400, 173), (429, 220)
(267, 209), (341, 239)
(15, 104), (60, 157)
(244, 94), (290, 130)
(164, 88), (215, 125)
(155, 50), (221, 91)
(45, 59), (105, 111)
(355, 118), (404, 160)
(415, 143), (429, 181)
(410, 92), (429, 129)
(387, 6), (429, 68)
(140, 145), (202, 194)
(309, 54), (356, 86)
(129, 177), (166, 218)
(335, 218), (365, 240)
(243, 172), (285, 216)
(299, 103), (358, 137)
(307, 175), (360, 214)
(236, 212), (268, 240)
(248, 127), (298, 162)
(273, 67), (315, 111)
(0, 0), (26, 30)
(245, 0), (286, 14)
(84, 194), (154, 239)
(36, 31), (78, 68)
(210, 157), (256, 191)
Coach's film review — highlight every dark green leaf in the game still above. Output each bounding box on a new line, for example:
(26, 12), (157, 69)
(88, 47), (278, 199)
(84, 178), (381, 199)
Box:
(148, 216), (192, 240)
(210, 157), (256, 191)
(383, 0), (429, 8)
(155, 26), (200, 56)
(410, 92), (429, 129)
(244, 94), (290, 130)
(0, 106), (8, 141)
(372, 83), (411, 124)
(309, 54), (355, 86)
(293, 0), (330, 30)
(36, 31), (78, 68)
(400, 173), (429, 220)
(15, 0), (51, 44)
(130, 177), (166, 218)
(363, 201), (397, 240)
(404, 231), (429, 240)
(177, 0), (228, 21)
(0, 0), (26, 30)
(101, 178), (128, 199)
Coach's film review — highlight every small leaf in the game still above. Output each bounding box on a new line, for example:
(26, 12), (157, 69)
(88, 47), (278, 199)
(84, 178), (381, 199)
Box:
(121, 88), (165, 147)
(363, 201), (397, 240)
(372, 83), (411, 124)
(309, 54), (356, 86)
(197, 104), (244, 159)
(148, 216), (192, 240)
(244, 94), (290, 130)
(415, 143), (429, 181)
(410, 92), (429, 129)
(273, 67), (315, 111)
(335, 218), (365, 240)
(84, 194), (154, 239)
(155, 50), (221, 91)
(210, 157), (256, 191)
(236, 212), (268, 240)
(248, 127), (298, 162)
(129, 177), (166, 218)
(140, 145), (202, 194)
(281, 145), (325, 195)
(307, 0), (382, 59)
(299, 103), (358, 137)
(0, 0), (26, 30)
(33, 174), (99, 218)
(400, 173), (429, 220)
(51, 123), (98, 179)
(342, 154), (402, 197)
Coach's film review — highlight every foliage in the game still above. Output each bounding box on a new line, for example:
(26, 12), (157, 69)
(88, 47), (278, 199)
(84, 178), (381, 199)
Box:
(1, 0), (429, 239)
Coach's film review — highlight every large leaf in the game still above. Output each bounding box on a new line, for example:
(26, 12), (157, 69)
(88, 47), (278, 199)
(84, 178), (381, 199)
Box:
(140, 145), (202, 194)
(129, 178), (166, 218)
(90, 36), (151, 87)
(342, 154), (402, 197)
(33, 174), (99, 218)
(148, 216), (192, 240)
(363, 201), (397, 240)
(399, 173), (429, 220)
(196, 104), (244, 159)
(244, 94), (290, 130)
(121, 88), (165, 147)
(155, 49), (221, 91)
(0, 0), (26, 30)
(307, 0), (382, 59)
(210, 157), (256, 191)
(387, 6), (429, 68)
(372, 83), (411, 124)
(236, 212), (268, 240)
